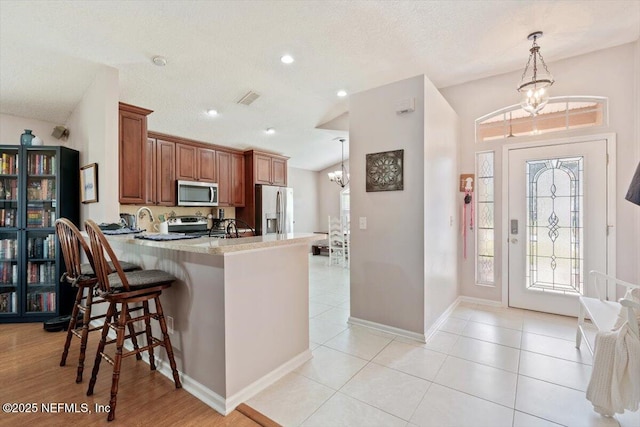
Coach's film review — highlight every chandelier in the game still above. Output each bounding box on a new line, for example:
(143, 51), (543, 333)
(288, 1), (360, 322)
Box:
(517, 31), (554, 116)
(327, 138), (349, 188)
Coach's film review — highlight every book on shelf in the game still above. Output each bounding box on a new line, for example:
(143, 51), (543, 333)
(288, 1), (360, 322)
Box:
(27, 290), (56, 312)
(0, 153), (19, 175)
(0, 291), (17, 313)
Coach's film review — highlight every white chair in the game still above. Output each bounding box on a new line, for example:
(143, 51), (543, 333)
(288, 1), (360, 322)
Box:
(328, 215), (345, 267)
(576, 270), (640, 355)
(343, 215), (350, 269)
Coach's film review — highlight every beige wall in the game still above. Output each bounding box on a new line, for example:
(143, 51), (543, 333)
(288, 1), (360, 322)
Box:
(350, 75), (458, 336)
(0, 114), (64, 146)
(288, 166), (321, 233)
(440, 41), (640, 301)
(65, 66), (120, 225)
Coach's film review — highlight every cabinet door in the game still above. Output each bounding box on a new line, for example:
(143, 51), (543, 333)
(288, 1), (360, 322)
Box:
(0, 231), (18, 316)
(216, 151), (231, 206)
(255, 154), (272, 184)
(24, 230), (57, 314)
(272, 157), (287, 186)
(198, 148), (216, 182)
(146, 138), (157, 204)
(231, 153), (245, 206)
(176, 144), (197, 181)
(156, 139), (176, 206)
(119, 109), (147, 203)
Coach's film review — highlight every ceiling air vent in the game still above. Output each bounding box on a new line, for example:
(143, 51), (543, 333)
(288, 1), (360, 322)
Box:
(237, 91), (261, 106)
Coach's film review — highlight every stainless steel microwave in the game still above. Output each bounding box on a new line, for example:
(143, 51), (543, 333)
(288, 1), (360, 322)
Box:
(177, 180), (218, 206)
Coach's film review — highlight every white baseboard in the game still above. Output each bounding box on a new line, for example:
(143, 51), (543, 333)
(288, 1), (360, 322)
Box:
(457, 295), (504, 307)
(423, 298), (462, 342)
(348, 316), (427, 343)
(223, 349), (312, 412)
(91, 320), (311, 415)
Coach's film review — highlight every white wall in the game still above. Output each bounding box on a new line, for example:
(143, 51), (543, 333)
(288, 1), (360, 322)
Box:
(65, 66), (120, 225)
(0, 114), (64, 147)
(288, 166), (320, 233)
(440, 41), (640, 301)
(423, 78), (460, 327)
(350, 75), (458, 337)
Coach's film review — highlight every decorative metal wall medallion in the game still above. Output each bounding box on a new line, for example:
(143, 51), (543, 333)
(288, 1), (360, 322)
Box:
(366, 149), (404, 192)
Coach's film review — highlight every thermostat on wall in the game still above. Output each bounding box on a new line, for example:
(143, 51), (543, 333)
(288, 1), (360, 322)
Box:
(395, 97), (415, 114)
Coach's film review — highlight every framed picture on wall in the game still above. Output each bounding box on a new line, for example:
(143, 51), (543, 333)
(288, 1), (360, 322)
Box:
(366, 149), (404, 192)
(80, 163), (98, 203)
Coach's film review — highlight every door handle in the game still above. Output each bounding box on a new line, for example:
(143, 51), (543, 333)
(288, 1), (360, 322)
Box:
(511, 238), (518, 244)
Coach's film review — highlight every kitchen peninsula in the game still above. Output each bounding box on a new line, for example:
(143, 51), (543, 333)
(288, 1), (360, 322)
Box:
(101, 232), (322, 415)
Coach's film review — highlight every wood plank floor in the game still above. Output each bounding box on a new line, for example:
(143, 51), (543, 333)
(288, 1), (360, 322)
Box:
(0, 323), (279, 427)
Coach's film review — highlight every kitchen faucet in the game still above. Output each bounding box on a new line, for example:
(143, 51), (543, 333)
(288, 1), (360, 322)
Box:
(135, 207), (154, 230)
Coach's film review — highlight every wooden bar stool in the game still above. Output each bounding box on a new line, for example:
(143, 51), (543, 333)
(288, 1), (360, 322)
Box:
(55, 218), (141, 383)
(84, 219), (182, 422)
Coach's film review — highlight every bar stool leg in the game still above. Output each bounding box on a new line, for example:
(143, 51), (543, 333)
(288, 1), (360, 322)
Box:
(76, 286), (95, 383)
(60, 285), (83, 367)
(87, 302), (115, 396)
(126, 311), (143, 361)
(154, 296), (182, 388)
(107, 302), (127, 422)
(143, 300), (156, 370)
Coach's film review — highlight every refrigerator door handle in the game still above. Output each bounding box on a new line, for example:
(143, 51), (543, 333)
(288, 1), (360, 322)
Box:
(276, 190), (281, 234)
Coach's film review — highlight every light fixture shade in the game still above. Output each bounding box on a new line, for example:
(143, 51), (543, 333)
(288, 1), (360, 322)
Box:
(517, 31), (554, 116)
(626, 161), (640, 206)
(519, 86), (550, 115)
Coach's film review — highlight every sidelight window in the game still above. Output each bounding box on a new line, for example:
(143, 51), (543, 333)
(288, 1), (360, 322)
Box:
(476, 151), (495, 285)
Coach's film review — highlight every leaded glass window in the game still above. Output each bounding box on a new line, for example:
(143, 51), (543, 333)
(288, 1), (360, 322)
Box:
(476, 151), (494, 285)
(526, 157), (584, 295)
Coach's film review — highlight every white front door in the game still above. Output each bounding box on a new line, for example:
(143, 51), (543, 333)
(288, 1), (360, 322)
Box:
(507, 139), (609, 316)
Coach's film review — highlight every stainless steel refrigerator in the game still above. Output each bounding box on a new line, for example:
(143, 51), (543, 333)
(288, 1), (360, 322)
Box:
(255, 184), (294, 235)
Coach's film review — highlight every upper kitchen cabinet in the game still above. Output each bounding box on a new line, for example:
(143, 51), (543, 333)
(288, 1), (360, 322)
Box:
(247, 150), (288, 186)
(119, 102), (153, 204)
(176, 144), (216, 183)
(146, 135), (176, 206)
(236, 150), (288, 229)
(216, 151), (245, 207)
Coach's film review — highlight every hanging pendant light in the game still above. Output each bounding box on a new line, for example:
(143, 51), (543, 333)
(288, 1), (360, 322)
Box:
(327, 138), (349, 188)
(517, 31), (554, 116)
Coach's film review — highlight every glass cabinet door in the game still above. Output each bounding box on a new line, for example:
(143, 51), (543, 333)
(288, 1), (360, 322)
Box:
(25, 230), (57, 314)
(0, 148), (19, 315)
(26, 149), (57, 228)
(0, 232), (18, 314)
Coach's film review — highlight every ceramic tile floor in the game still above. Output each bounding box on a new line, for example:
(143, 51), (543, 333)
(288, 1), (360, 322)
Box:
(247, 256), (640, 427)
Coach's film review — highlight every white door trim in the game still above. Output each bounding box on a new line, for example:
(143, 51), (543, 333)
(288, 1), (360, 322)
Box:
(500, 133), (617, 308)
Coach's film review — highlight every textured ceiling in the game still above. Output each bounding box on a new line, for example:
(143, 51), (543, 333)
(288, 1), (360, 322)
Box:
(1, 1), (639, 170)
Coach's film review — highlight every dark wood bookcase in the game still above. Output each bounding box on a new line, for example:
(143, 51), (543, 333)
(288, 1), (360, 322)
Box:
(0, 145), (79, 323)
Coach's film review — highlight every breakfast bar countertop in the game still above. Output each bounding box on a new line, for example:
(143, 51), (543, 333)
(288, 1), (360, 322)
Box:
(103, 232), (325, 255)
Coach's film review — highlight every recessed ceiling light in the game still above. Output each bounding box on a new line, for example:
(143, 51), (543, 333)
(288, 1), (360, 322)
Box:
(337, 90), (348, 97)
(266, 128), (275, 134)
(152, 56), (167, 66)
(280, 55), (294, 64)
(206, 109), (218, 117)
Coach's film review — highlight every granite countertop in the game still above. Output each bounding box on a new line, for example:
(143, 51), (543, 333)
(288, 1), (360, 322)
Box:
(103, 232), (327, 255)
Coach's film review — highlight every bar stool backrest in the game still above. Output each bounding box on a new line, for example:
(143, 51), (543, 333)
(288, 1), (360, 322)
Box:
(85, 219), (130, 293)
(55, 218), (94, 282)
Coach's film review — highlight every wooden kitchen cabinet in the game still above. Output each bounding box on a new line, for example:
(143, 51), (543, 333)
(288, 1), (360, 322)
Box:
(236, 150), (288, 229)
(176, 143), (216, 183)
(231, 153), (245, 206)
(146, 136), (176, 206)
(251, 151), (288, 186)
(217, 151), (245, 207)
(119, 102), (153, 204)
